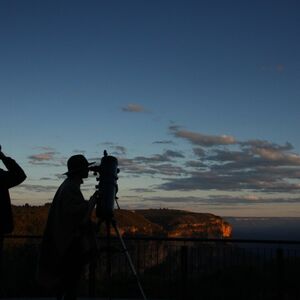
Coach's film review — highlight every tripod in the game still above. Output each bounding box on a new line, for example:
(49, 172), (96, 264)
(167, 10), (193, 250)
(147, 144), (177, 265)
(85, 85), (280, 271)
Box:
(97, 214), (147, 300)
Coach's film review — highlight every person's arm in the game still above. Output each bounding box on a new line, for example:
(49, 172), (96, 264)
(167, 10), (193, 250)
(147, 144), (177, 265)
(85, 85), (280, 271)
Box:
(0, 147), (27, 188)
(81, 192), (98, 225)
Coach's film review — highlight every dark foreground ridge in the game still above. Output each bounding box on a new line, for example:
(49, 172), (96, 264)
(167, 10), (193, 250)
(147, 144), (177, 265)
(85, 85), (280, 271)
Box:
(11, 205), (232, 238)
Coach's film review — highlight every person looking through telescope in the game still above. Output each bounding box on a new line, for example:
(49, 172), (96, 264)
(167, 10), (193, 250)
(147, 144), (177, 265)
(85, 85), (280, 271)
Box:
(37, 154), (98, 300)
(0, 145), (26, 291)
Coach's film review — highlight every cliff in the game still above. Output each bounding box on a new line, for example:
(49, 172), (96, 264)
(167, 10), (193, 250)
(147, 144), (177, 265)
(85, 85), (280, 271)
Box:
(137, 209), (232, 238)
(11, 205), (232, 238)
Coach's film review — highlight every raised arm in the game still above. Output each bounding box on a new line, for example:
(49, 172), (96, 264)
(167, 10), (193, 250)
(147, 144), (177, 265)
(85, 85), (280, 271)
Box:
(0, 147), (27, 189)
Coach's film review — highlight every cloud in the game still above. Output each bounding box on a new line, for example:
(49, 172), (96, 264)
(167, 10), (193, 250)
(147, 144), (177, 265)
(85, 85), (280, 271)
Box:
(207, 149), (252, 164)
(112, 146), (127, 156)
(55, 173), (67, 180)
(96, 127), (300, 195)
(170, 126), (236, 147)
(29, 152), (56, 161)
(39, 177), (53, 181)
(34, 146), (56, 151)
(240, 140), (293, 151)
(185, 160), (207, 168)
(150, 133), (300, 193)
(203, 195), (300, 205)
(163, 150), (184, 158)
(118, 156), (186, 177)
(130, 188), (154, 193)
(116, 149), (187, 177)
(122, 103), (147, 113)
(28, 150), (61, 166)
(254, 148), (300, 164)
(72, 149), (86, 154)
(118, 157), (157, 176)
(157, 171), (240, 191)
(21, 184), (58, 193)
(98, 143), (127, 156)
(134, 150), (184, 164)
(153, 140), (174, 145)
(142, 196), (201, 203)
(157, 163), (300, 193)
(193, 148), (206, 157)
(149, 163), (186, 176)
(208, 142), (300, 172)
(141, 195), (300, 206)
(28, 147), (67, 166)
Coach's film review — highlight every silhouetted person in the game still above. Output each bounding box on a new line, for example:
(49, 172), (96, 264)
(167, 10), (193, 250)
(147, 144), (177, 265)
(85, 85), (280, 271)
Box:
(0, 146), (26, 288)
(37, 154), (97, 300)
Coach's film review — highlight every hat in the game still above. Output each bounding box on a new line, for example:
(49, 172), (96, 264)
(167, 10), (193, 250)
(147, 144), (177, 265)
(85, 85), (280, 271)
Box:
(64, 154), (94, 175)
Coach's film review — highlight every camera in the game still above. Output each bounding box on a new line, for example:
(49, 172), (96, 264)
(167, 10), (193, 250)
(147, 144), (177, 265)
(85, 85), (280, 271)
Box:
(89, 150), (119, 221)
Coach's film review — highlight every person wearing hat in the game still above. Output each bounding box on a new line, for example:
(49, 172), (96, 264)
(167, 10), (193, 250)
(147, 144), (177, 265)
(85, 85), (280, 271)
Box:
(0, 145), (26, 290)
(37, 154), (98, 300)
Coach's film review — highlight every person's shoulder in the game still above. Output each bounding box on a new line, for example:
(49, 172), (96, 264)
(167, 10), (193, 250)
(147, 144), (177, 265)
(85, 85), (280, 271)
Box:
(60, 177), (81, 192)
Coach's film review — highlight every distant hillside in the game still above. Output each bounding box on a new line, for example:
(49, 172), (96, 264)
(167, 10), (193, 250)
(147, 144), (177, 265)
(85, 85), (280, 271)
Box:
(113, 209), (163, 236)
(11, 205), (232, 238)
(12, 204), (50, 235)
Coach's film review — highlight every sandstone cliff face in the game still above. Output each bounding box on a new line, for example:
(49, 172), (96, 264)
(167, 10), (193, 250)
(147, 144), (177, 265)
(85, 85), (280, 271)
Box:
(222, 222), (232, 238)
(113, 209), (163, 236)
(167, 219), (232, 238)
(134, 209), (232, 239)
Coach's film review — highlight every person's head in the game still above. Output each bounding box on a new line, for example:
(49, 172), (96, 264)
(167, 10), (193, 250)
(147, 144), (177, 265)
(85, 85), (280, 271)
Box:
(65, 154), (92, 179)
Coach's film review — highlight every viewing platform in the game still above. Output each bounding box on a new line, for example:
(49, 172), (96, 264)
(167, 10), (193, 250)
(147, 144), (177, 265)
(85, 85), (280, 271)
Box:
(2, 236), (300, 300)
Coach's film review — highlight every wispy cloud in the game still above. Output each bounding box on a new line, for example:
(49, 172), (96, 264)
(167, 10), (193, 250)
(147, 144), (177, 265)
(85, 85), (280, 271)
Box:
(21, 184), (58, 193)
(141, 195), (300, 206)
(122, 103), (147, 113)
(28, 152), (61, 166)
(34, 146), (56, 151)
(99, 143), (127, 156)
(28, 152), (56, 161)
(118, 150), (187, 177)
(113, 145), (127, 156)
(158, 171), (300, 192)
(39, 177), (53, 181)
(169, 126), (236, 147)
(153, 140), (174, 145)
(72, 149), (86, 154)
(203, 195), (300, 205)
(28, 147), (64, 166)
(130, 187), (154, 193)
(135, 150), (184, 164)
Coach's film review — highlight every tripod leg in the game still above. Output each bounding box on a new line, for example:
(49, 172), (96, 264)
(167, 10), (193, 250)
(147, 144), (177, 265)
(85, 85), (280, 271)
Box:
(111, 220), (147, 300)
(106, 221), (113, 300)
(88, 260), (96, 297)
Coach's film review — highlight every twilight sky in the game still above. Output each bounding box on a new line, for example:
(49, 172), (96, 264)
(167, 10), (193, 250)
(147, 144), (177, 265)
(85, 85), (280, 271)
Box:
(1, 0), (300, 216)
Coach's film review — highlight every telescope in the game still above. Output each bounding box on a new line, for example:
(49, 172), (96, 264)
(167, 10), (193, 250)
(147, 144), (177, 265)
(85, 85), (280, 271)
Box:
(89, 150), (147, 300)
(89, 150), (119, 221)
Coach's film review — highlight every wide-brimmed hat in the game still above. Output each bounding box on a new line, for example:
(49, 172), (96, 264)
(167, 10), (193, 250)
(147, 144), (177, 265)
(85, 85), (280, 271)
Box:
(64, 154), (94, 175)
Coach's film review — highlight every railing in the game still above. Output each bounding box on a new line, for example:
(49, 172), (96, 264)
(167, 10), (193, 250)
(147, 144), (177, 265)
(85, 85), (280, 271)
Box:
(2, 235), (300, 299)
